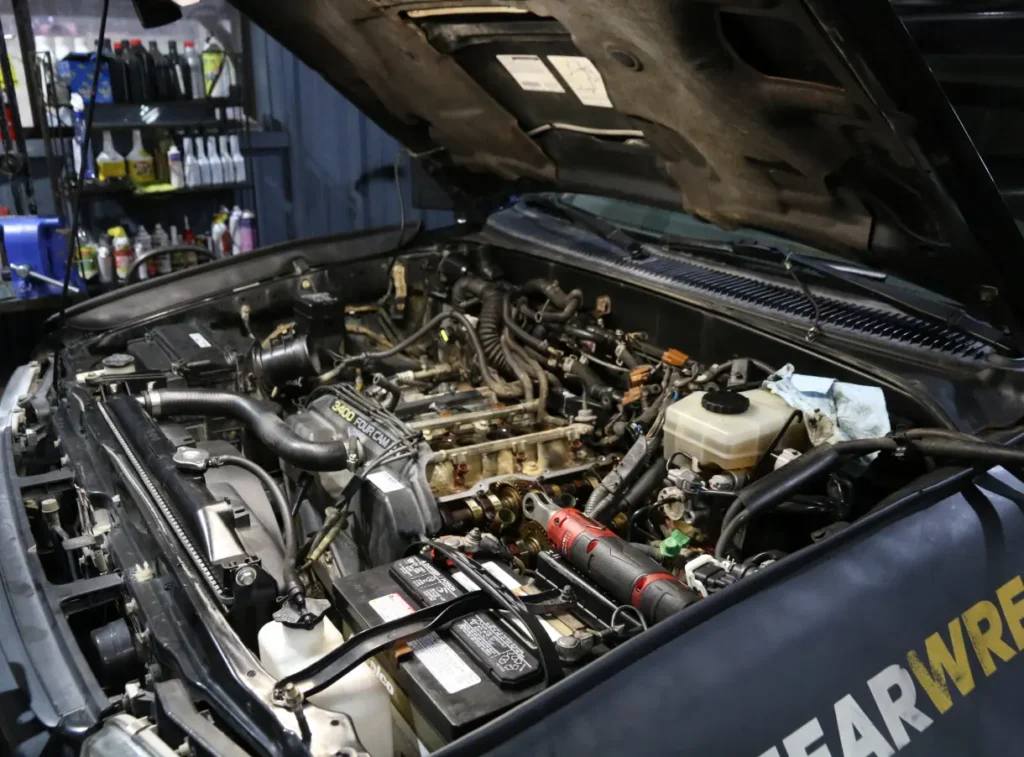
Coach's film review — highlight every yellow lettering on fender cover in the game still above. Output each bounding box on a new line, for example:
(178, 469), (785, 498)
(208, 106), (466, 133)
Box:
(907, 618), (976, 714)
(996, 575), (1024, 651)
(962, 599), (1016, 675)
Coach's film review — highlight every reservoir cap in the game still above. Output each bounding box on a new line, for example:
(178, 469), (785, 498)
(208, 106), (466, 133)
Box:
(701, 390), (750, 415)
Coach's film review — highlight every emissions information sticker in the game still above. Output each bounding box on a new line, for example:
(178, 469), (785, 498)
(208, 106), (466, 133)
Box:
(547, 56), (613, 107)
(368, 592), (481, 694)
(188, 332), (212, 348)
(497, 54), (565, 93)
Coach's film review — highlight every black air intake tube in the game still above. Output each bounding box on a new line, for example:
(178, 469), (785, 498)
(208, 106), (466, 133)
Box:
(453, 275), (510, 374)
(139, 388), (349, 471)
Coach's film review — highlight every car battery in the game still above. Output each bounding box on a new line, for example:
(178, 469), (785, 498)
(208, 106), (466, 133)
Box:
(332, 556), (559, 747)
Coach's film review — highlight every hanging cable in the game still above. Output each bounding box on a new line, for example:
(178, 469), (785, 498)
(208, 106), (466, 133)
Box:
(53, 0), (111, 382)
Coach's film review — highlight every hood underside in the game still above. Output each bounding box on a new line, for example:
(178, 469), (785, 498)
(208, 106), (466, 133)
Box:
(235, 0), (1024, 323)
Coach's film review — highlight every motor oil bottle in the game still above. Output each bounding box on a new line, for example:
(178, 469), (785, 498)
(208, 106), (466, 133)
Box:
(149, 41), (174, 100)
(124, 39), (151, 102)
(105, 40), (129, 103)
(167, 41), (188, 99)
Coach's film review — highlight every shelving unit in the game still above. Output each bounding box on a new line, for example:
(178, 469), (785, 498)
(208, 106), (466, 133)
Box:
(32, 50), (254, 234)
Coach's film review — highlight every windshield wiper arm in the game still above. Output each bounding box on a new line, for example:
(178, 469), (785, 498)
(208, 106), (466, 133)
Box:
(658, 236), (1007, 348)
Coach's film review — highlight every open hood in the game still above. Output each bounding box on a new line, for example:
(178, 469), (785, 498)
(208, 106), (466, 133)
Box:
(234, 0), (1024, 325)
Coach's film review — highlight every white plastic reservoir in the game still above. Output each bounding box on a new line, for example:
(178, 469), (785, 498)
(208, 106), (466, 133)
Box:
(664, 389), (805, 470)
(258, 618), (393, 757)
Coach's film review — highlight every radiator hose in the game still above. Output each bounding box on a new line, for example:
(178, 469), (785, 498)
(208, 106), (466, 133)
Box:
(138, 388), (351, 472)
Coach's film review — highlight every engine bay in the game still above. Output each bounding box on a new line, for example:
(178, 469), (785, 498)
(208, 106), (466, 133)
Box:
(11, 241), (965, 756)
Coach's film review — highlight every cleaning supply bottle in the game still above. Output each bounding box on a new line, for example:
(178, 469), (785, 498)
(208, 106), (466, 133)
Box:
(135, 225), (155, 278)
(228, 206), (242, 254)
(183, 41), (204, 100)
(95, 130), (126, 182)
(127, 129), (155, 186)
(152, 224), (171, 275)
(182, 216), (198, 267)
(201, 37), (231, 98)
(110, 226), (133, 281)
(227, 134), (245, 183)
(167, 141), (184, 188)
(169, 224), (186, 270)
(182, 137), (199, 186)
(206, 136), (224, 184)
(70, 94), (96, 181)
(194, 137), (211, 185)
(76, 229), (98, 283)
(218, 135), (235, 184)
(97, 235), (114, 285)
(166, 41), (188, 99)
(239, 210), (257, 252)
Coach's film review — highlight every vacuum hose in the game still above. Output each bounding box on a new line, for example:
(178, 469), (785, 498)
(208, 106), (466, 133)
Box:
(139, 388), (351, 472)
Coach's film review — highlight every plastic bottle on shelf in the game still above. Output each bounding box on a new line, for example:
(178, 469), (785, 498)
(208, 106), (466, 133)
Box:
(167, 142), (184, 188)
(205, 136), (223, 184)
(152, 224), (172, 275)
(183, 41), (204, 100)
(148, 42), (174, 100)
(229, 134), (246, 183)
(131, 39), (156, 100)
(167, 41), (188, 99)
(228, 206), (242, 254)
(135, 225), (156, 278)
(210, 218), (228, 259)
(218, 135), (235, 184)
(95, 130), (126, 182)
(194, 137), (212, 185)
(182, 216), (198, 267)
(201, 37), (231, 99)
(125, 39), (152, 102)
(70, 94), (96, 181)
(239, 210), (257, 252)
(182, 137), (199, 186)
(127, 129), (155, 186)
(110, 227), (133, 281)
(102, 40), (129, 104)
(169, 224), (186, 270)
(97, 235), (114, 285)
(76, 229), (98, 283)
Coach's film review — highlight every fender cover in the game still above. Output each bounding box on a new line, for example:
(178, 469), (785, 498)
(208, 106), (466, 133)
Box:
(445, 464), (1024, 756)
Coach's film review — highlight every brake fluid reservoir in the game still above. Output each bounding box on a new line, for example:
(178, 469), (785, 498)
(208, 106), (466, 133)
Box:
(663, 389), (804, 470)
(258, 617), (393, 757)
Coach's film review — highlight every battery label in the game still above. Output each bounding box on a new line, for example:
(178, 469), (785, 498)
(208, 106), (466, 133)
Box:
(369, 592), (481, 694)
(451, 613), (540, 686)
(390, 557), (464, 607)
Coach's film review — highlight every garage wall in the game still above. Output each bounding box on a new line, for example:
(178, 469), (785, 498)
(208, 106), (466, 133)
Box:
(247, 24), (455, 246)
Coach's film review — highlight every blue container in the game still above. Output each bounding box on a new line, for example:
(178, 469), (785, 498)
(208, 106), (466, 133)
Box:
(2, 217), (80, 299)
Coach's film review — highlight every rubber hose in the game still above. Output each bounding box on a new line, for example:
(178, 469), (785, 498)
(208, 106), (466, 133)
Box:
(508, 337), (550, 423)
(500, 332), (534, 403)
(141, 388), (351, 472)
(504, 291), (551, 354)
(479, 286), (509, 373)
(341, 309), (521, 398)
(568, 360), (621, 408)
(520, 279), (583, 324)
(210, 454), (302, 598)
(620, 457), (669, 513)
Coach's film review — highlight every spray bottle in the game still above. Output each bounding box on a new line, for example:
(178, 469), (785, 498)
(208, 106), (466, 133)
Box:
(239, 210), (257, 253)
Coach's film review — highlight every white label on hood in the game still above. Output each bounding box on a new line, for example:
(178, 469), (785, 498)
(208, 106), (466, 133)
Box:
(547, 56), (613, 107)
(497, 54), (565, 93)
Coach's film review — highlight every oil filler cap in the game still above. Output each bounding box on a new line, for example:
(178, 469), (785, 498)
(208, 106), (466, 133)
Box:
(701, 390), (749, 415)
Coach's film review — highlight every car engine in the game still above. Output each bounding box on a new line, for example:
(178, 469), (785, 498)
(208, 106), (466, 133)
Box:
(12, 244), (943, 756)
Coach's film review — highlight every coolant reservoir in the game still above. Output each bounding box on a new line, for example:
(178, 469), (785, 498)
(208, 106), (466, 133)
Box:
(258, 618), (393, 757)
(663, 389), (804, 470)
